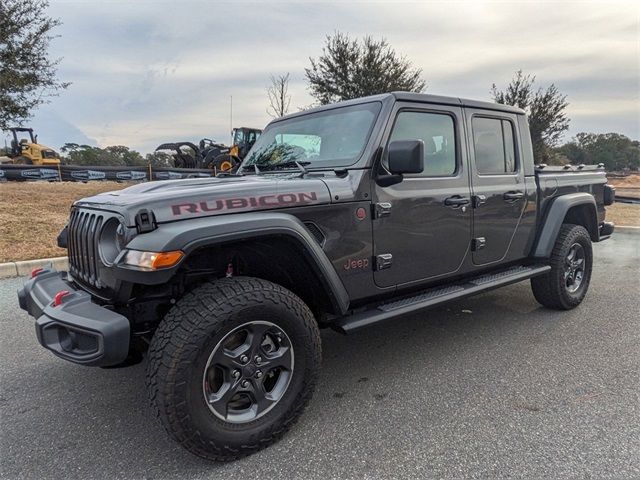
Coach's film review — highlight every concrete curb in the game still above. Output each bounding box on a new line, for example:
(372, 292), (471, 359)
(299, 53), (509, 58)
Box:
(0, 225), (638, 279)
(0, 257), (68, 279)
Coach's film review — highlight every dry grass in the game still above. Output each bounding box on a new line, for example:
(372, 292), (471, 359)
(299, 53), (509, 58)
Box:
(607, 174), (640, 225)
(0, 182), (127, 263)
(0, 178), (638, 263)
(608, 173), (640, 198)
(606, 203), (640, 227)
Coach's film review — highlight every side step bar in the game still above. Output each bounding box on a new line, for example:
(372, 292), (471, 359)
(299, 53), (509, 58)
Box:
(335, 265), (550, 334)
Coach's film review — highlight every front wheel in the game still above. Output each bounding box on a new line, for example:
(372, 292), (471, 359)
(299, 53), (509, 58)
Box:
(145, 277), (321, 461)
(531, 224), (593, 310)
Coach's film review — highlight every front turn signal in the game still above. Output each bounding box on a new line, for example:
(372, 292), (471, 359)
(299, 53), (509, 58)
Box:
(123, 250), (184, 270)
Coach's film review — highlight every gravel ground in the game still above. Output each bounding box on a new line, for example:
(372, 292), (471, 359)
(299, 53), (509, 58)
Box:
(1, 231), (638, 479)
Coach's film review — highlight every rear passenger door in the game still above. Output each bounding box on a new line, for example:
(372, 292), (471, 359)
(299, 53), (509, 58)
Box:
(466, 110), (527, 265)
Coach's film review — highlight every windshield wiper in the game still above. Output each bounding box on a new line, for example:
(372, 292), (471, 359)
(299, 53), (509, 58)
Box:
(235, 163), (261, 176)
(258, 160), (311, 176)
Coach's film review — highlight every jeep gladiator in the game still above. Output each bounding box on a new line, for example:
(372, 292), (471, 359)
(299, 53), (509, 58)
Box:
(18, 92), (615, 460)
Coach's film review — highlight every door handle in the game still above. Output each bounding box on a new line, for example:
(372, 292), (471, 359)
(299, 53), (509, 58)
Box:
(444, 195), (470, 207)
(503, 191), (524, 201)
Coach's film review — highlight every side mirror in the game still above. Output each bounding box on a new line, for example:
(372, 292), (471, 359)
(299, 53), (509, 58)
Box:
(388, 140), (424, 174)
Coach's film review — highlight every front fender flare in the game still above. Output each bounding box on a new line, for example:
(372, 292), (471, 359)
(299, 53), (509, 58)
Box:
(117, 212), (350, 315)
(533, 192), (597, 258)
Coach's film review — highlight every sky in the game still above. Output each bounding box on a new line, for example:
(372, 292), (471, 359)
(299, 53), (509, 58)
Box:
(12, 0), (640, 154)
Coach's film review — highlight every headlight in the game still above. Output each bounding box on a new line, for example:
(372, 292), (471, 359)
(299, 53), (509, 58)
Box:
(99, 218), (128, 265)
(122, 250), (184, 270)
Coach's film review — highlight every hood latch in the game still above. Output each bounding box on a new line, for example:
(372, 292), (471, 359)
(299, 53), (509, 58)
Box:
(135, 209), (157, 234)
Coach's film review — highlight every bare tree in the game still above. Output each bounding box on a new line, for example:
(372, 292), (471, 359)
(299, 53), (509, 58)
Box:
(267, 73), (291, 118)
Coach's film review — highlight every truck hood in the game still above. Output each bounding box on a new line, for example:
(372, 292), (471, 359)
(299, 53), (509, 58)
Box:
(75, 174), (331, 225)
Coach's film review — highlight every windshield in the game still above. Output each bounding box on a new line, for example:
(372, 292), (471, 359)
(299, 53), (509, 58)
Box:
(242, 102), (381, 170)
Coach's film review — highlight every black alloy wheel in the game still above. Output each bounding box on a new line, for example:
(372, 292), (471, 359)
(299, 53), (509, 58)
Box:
(564, 242), (586, 293)
(202, 321), (294, 423)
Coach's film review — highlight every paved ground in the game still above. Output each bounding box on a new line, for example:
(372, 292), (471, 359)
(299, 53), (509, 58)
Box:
(1, 231), (639, 479)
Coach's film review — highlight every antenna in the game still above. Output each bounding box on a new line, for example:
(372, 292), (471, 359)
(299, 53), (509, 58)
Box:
(230, 95), (233, 145)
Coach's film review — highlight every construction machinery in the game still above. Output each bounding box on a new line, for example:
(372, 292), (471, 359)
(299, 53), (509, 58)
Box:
(154, 127), (261, 173)
(2, 127), (61, 165)
(218, 127), (262, 170)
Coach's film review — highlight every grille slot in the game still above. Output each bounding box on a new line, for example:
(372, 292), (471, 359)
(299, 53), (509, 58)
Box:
(68, 209), (104, 288)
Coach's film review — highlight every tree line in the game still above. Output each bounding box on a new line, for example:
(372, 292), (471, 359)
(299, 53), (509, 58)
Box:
(53, 132), (638, 172)
(1, 1), (637, 171)
(59, 143), (173, 167)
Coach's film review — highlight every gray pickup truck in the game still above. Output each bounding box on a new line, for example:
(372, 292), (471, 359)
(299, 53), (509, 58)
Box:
(19, 92), (615, 461)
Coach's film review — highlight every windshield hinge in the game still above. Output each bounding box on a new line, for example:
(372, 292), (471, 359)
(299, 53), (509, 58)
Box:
(374, 202), (392, 219)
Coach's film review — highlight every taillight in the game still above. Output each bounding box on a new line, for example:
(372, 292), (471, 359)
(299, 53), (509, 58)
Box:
(604, 185), (615, 206)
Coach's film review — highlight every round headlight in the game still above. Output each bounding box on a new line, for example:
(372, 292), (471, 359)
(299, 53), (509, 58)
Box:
(99, 218), (127, 265)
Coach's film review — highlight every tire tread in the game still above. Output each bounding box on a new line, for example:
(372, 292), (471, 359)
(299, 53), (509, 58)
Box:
(531, 223), (592, 310)
(145, 276), (321, 461)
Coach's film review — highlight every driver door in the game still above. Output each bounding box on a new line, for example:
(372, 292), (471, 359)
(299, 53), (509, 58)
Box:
(372, 103), (472, 288)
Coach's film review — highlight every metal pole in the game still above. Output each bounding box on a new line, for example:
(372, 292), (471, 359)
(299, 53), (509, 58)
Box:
(230, 95), (233, 145)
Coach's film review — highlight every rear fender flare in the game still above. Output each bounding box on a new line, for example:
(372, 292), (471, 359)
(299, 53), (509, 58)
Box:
(533, 192), (597, 258)
(118, 212), (350, 315)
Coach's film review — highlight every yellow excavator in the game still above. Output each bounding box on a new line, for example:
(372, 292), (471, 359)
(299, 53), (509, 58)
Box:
(2, 127), (61, 165)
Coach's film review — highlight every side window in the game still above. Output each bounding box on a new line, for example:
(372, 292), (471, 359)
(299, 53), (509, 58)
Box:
(389, 111), (457, 176)
(472, 117), (517, 174)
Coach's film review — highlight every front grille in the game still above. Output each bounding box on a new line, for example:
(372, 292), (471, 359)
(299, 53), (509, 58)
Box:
(68, 209), (104, 288)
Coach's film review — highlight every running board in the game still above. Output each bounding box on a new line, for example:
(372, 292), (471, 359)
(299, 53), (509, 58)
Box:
(335, 265), (550, 334)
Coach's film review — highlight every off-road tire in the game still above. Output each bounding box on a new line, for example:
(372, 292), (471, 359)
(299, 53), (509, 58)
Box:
(16, 156), (32, 165)
(145, 276), (321, 461)
(531, 224), (593, 310)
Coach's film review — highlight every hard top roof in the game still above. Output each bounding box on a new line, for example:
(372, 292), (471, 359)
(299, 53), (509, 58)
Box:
(274, 91), (525, 123)
(389, 92), (526, 115)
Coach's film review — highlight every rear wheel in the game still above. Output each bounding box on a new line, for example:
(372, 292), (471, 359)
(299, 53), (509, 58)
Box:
(145, 277), (321, 461)
(531, 224), (593, 310)
(15, 156), (32, 165)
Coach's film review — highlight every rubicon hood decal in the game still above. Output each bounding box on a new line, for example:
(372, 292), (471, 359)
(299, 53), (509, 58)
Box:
(74, 175), (331, 224)
(172, 192), (319, 216)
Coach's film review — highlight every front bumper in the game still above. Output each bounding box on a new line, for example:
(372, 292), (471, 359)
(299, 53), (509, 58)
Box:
(17, 269), (130, 367)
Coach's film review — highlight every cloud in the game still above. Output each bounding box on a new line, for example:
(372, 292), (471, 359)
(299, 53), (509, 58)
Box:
(32, 0), (639, 153)
(16, 107), (97, 151)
